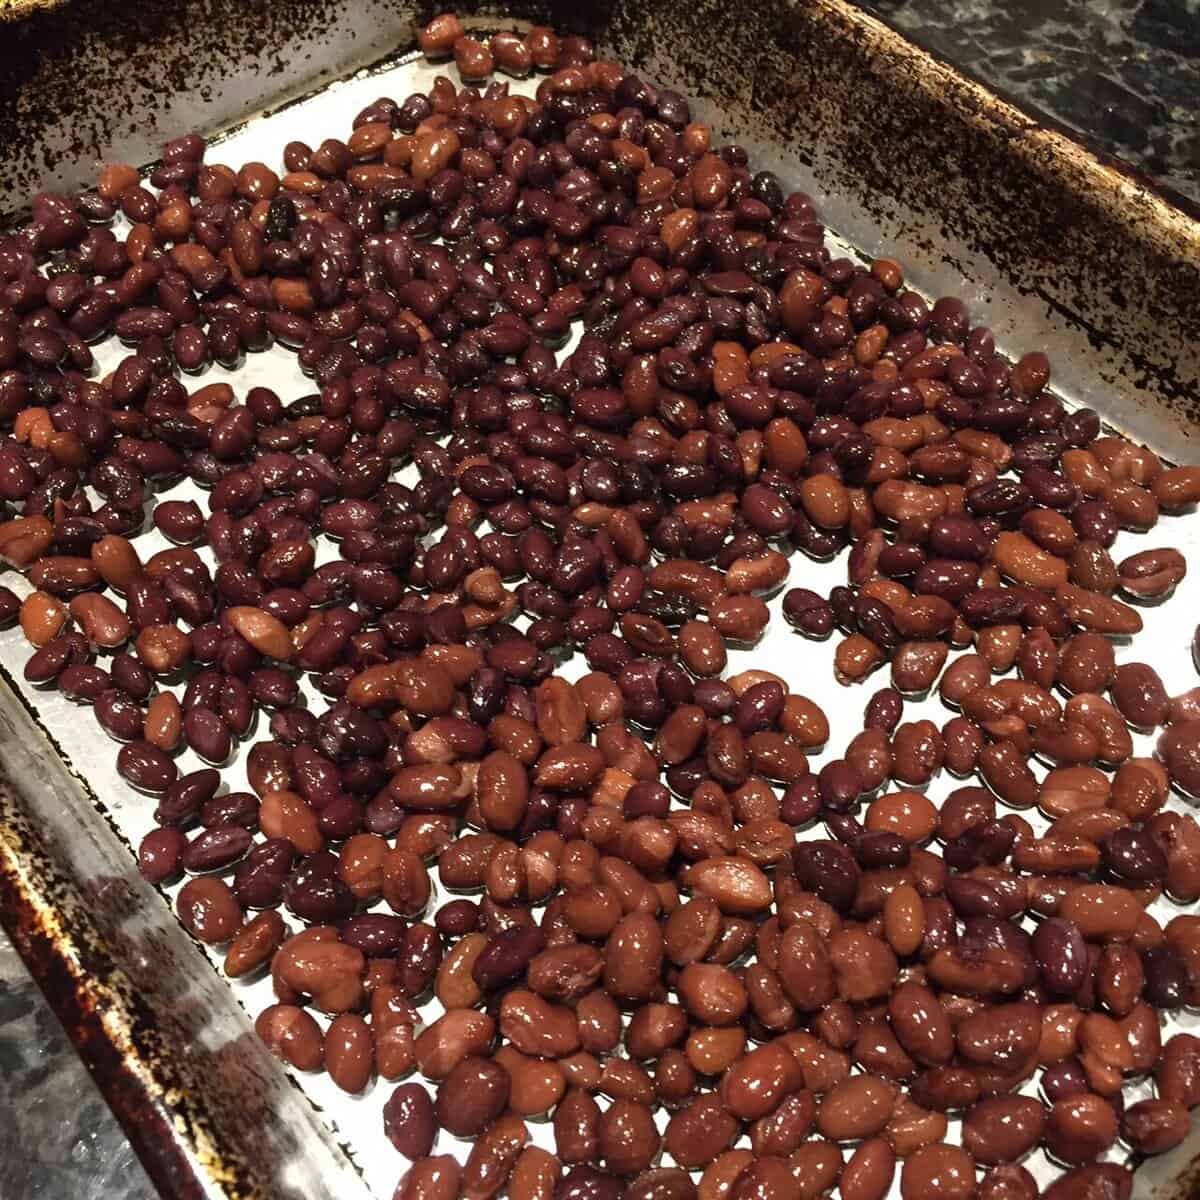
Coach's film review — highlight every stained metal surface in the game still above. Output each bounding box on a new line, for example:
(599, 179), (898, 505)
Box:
(0, 675), (374, 1200)
(2, 0), (1197, 454)
(0, 0), (420, 206)
(0, 1), (1199, 1198)
(603, 0), (1200, 456)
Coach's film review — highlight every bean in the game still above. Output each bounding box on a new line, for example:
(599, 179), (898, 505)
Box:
(419, 13), (464, 56)
(783, 589), (835, 638)
(473, 925), (546, 990)
(889, 982), (953, 1066)
(500, 989), (580, 1058)
(324, 1013), (373, 1095)
(840, 1138), (895, 1200)
(183, 823), (251, 873)
(177, 876), (242, 943)
(155, 499), (205, 544)
(962, 1096), (1045, 1164)
(817, 1075), (896, 1140)
(1110, 661), (1168, 730)
(117, 740), (178, 795)
(664, 1095), (738, 1168)
(685, 856), (772, 913)
(1121, 1097), (1189, 1155)
(993, 531), (1068, 590)
(1059, 883), (1143, 940)
(883, 885), (925, 957)
(19, 590), (67, 647)
(255, 1004), (323, 1071)
(1118, 547), (1186, 599)
(394, 1157), (461, 1200)
(596, 1099), (659, 1176)
(1045, 1094), (1118, 1164)
(866, 790), (938, 843)
(436, 1056), (510, 1136)
(225, 910), (286, 978)
(1032, 918), (1089, 994)
(0, 516), (54, 568)
(900, 1145), (976, 1200)
(228, 606), (293, 659)
(137, 827), (185, 884)
(383, 1083), (436, 1159)
(1158, 720), (1200, 796)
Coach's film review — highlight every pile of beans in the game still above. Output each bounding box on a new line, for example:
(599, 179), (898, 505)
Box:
(4, 13), (1200, 1200)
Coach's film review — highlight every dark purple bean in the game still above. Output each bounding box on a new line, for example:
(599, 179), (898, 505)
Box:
(435, 900), (480, 938)
(94, 688), (145, 741)
(233, 838), (296, 910)
(182, 823), (253, 873)
(184, 704), (234, 765)
(791, 840), (860, 914)
(472, 924), (547, 990)
(341, 913), (408, 957)
(383, 1083), (436, 1159)
(199, 791), (259, 830)
(1032, 917), (1088, 996)
(154, 498), (205, 543)
(116, 739), (178, 795)
(58, 664), (110, 702)
(284, 851), (355, 924)
(1103, 827), (1167, 884)
(138, 827), (186, 884)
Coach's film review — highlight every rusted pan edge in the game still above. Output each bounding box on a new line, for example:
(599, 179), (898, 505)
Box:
(0, 673), (373, 1200)
(595, 0), (1200, 460)
(0, 832), (208, 1200)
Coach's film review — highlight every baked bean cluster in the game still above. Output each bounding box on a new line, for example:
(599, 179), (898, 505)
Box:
(3, 12), (1200, 1200)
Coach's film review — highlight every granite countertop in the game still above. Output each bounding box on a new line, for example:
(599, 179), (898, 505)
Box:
(0, 3), (1197, 1198)
(862, 0), (1199, 203)
(0, 935), (155, 1199)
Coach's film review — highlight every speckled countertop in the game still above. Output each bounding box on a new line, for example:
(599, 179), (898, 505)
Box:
(861, 0), (1199, 203)
(0, 936), (155, 1199)
(0, 3), (1197, 1198)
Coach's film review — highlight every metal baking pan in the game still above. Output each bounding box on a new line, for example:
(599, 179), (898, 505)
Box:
(2, 2), (1200, 1198)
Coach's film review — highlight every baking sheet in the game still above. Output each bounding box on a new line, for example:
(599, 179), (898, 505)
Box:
(2, 45), (1200, 1200)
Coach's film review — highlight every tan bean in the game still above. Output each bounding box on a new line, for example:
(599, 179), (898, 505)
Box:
(325, 1013), (374, 1094)
(227, 605), (293, 659)
(19, 590), (67, 647)
(992, 530), (1068, 590)
(255, 1004), (323, 1071)
(0, 515), (53, 567)
(414, 1009), (496, 1080)
(436, 932), (488, 1009)
(225, 910), (286, 978)
(90, 534), (141, 592)
(817, 1075), (897, 1140)
(684, 855), (772, 913)
(883, 884), (925, 956)
(500, 989), (580, 1058)
(143, 692), (182, 751)
(1059, 884), (1143, 940)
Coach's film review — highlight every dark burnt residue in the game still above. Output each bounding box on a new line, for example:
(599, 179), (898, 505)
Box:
(0, 794), (208, 1199)
(0, 0), (416, 211)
